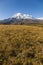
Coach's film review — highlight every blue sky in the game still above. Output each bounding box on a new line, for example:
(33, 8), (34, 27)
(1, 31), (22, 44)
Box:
(0, 0), (43, 19)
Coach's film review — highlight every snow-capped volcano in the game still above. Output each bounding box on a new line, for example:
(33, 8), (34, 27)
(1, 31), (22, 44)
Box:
(0, 13), (43, 24)
(12, 13), (33, 19)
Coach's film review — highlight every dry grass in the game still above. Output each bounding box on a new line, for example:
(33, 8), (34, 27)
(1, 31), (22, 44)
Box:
(0, 25), (43, 65)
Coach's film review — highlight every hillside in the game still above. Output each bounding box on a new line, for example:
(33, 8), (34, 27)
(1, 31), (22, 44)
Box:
(0, 25), (43, 65)
(0, 19), (43, 24)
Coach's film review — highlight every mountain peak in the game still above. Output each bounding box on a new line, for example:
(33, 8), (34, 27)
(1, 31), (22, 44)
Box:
(12, 13), (33, 19)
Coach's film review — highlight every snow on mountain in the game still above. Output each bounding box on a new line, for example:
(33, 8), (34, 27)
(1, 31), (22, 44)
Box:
(12, 13), (33, 19)
(37, 17), (43, 20)
(0, 13), (43, 24)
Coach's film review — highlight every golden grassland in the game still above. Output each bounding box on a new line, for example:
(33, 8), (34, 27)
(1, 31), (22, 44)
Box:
(0, 25), (43, 65)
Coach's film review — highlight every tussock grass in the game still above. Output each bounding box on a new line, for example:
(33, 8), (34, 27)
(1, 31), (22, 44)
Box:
(0, 25), (43, 65)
